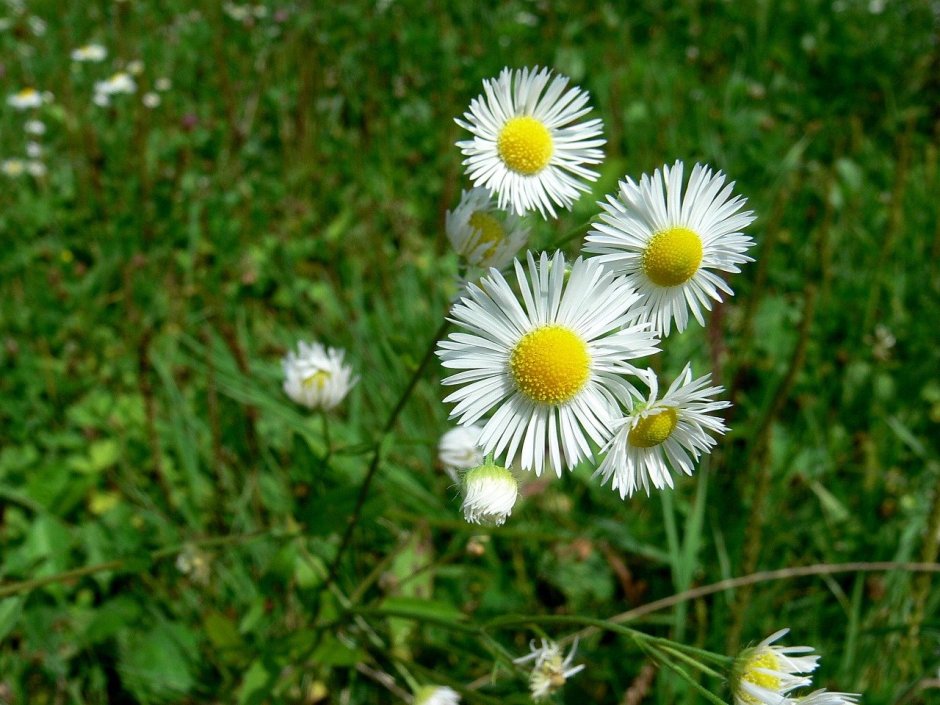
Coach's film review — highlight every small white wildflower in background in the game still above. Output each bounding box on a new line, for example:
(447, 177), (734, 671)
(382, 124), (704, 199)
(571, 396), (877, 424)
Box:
(155, 77), (172, 92)
(456, 66), (605, 218)
(584, 160), (756, 335)
(446, 188), (530, 269)
(461, 460), (518, 526)
(126, 59), (145, 75)
(1, 159), (25, 177)
(413, 685), (461, 705)
(595, 364), (730, 498)
(437, 251), (658, 476)
(732, 629), (819, 705)
(438, 425), (484, 482)
(223, 2), (251, 21)
(514, 638), (585, 701)
(25, 141), (41, 158)
(7, 87), (44, 110)
(142, 92), (161, 108)
(27, 15), (45, 35)
(175, 544), (211, 585)
(793, 690), (861, 705)
(24, 119), (46, 135)
(71, 43), (107, 62)
(26, 161), (46, 177)
(282, 341), (356, 411)
(94, 72), (137, 106)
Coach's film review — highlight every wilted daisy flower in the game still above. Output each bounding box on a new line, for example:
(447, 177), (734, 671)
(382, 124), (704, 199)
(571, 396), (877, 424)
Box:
(461, 460), (518, 526)
(446, 188), (530, 269)
(595, 364), (729, 498)
(514, 638), (585, 701)
(413, 685), (461, 705)
(24, 119), (46, 135)
(438, 425), (485, 482)
(792, 690), (861, 705)
(282, 341), (357, 411)
(7, 87), (44, 110)
(456, 66), (605, 218)
(71, 43), (107, 62)
(437, 251), (658, 476)
(732, 629), (820, 705)
(1, 159), (25, 177)
(584, 160), (756, 335)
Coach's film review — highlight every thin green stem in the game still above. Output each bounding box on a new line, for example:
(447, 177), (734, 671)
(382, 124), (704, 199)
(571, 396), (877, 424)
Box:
(319, 317), (450, 594)
(643, 643), (731, 705)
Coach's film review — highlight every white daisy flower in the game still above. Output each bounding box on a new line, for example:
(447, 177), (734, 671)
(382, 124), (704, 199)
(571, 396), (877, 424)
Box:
(7, 87), (44, 110)
(71, 43), (107, 62)
(26, 141), (42, 159)
(437, 251), (658, 476)
(155, 77), (172, 92)
(789, 691), (861, 705)
(456, 66), (605, 218)
(142, 92), (161, 109)
(24, 119), (46, 135)
(446, 188), (530, 269)
(438, 425), (485, 482)
(584, 160), (756, 335)
(595, 364), (729, 498)
(461, 461), (518, 526)
(513, 638), (585, 701)
(26, 161), (46, 178)
(95, 72), (137, 98)
(1, 159), (25, 177)
(282, 341), (357, 411)
(732, 629), (820, 705)
(413, 685), (461, 705)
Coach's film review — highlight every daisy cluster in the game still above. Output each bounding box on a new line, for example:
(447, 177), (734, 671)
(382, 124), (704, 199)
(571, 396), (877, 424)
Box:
(437, 66), (758, 526)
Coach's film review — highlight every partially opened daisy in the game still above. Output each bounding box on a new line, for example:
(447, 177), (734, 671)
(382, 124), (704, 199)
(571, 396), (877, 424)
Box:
(456, 66), (605, 218)
(732, 629), (820, 705)
(584, 160), (756, 335)
(437, 251), (658, 476)
(514, 638), (585, 701)
(282, 341), (357, 411)
(413, 685), (461, 705)
(461, 459), (518, 526)
(595, 364), (729, 498)
(446, 188), (530, 269)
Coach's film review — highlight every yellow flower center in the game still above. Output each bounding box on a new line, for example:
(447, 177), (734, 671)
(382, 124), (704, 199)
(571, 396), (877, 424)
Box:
(467, 210), (506, 261)
(740, 652), (782, 704)
(642, 226), (704, 287)
(497, 116), (553, 175)
(18, 88), (37, 99)
(627, 407), (678, 447)
(303, 370), (331, 390)
(509, 325), (590, 405)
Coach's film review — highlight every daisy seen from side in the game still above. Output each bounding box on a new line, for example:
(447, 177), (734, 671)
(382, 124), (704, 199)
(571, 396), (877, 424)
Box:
(282, 341), (357, 411)
(456, 66), (605, 218)
(594, 364), (729, 498)
(584, 160), (756, 335)
(732, 629), (820, 705)
(446, 188), (530, 269)
(437, 250), (659, 477)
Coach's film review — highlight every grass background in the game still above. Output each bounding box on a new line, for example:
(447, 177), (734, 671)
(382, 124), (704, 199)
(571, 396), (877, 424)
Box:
(1, 0), (939, 703)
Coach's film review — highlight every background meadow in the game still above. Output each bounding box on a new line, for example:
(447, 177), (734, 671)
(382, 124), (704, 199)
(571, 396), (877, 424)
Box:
(1, 0), (939, 703)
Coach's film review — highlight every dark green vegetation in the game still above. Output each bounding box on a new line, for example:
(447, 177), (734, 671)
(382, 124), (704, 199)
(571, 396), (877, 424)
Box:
(1, 0), (939, 703)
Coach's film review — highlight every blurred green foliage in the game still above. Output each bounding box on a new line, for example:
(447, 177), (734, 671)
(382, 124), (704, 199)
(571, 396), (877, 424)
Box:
(0, 0), (938, 703)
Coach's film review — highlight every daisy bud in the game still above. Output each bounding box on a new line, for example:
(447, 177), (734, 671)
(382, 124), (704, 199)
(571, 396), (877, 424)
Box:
(413, 685), (461, 705)
(461, 461), (518, 526)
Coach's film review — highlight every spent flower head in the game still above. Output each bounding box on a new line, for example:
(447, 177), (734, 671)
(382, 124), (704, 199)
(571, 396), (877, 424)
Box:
(282, 341), (357, 411)
(513, 638), (585, 701)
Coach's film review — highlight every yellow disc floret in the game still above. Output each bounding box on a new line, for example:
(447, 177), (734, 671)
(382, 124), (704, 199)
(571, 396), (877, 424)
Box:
(628, 407), (678, 447)
(467, 210), (506, 260)
(642, 226), (704, 287)
(303, 370), (331, 390)
(497, 116), (553, 175)
(739, 652), (782, 704)
(510, 325), (590, 405)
